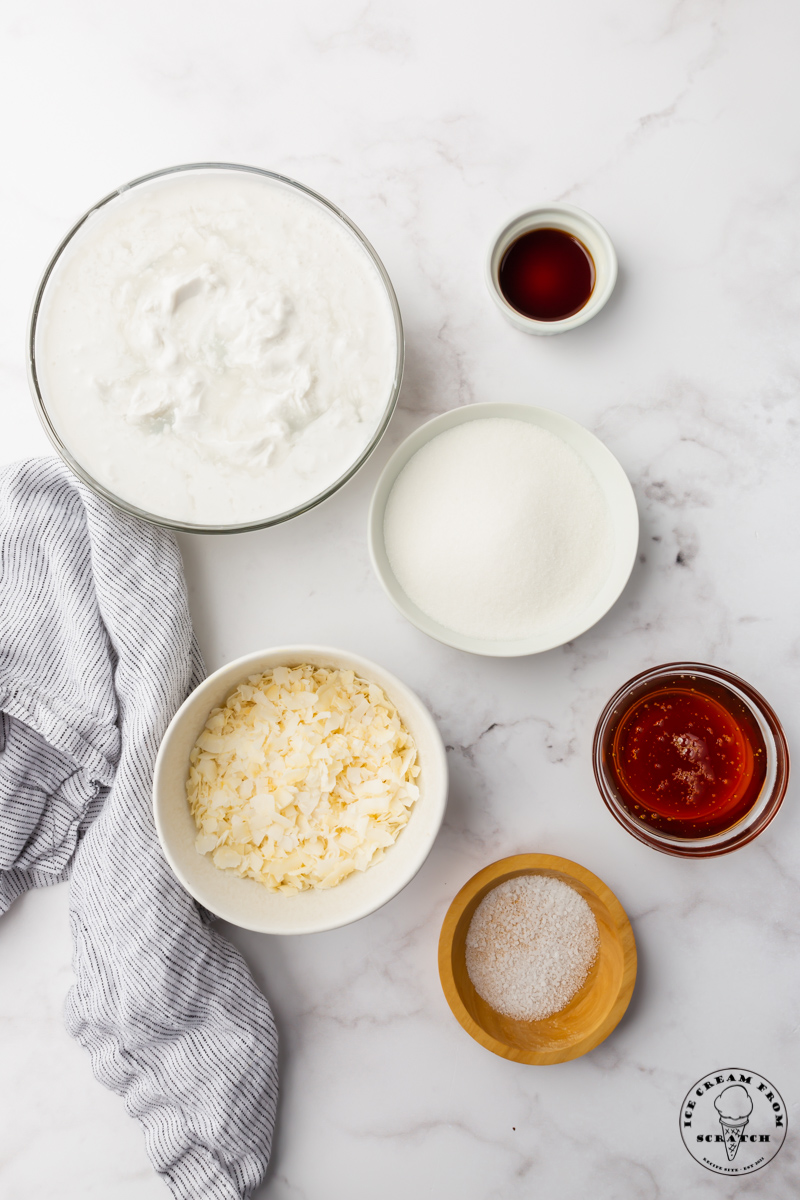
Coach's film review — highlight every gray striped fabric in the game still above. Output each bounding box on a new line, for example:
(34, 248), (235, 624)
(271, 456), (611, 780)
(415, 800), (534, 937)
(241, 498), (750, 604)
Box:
(0, 458), (278, 1198)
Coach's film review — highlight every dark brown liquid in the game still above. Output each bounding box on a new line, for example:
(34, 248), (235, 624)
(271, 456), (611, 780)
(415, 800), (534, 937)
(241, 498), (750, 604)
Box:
(499, 228), (595, 322)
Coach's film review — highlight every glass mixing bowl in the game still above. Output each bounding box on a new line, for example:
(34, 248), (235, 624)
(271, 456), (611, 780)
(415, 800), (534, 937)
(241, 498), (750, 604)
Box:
(27, 162), (404, 534)
(593, 662), (790, 858)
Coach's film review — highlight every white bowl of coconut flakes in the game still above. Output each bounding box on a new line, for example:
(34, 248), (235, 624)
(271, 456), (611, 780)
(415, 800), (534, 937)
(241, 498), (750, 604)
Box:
(153, 646), (448, 934)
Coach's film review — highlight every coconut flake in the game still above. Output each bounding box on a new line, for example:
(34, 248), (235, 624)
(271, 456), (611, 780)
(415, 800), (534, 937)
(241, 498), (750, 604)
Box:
(187, 664), (420, 893)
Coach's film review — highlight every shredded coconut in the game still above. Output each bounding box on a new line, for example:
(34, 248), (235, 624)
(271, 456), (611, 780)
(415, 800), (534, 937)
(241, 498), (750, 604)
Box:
(465, 874), (600, 1020)
(383, 418), (613, 641)
(187, 665), (419, 893)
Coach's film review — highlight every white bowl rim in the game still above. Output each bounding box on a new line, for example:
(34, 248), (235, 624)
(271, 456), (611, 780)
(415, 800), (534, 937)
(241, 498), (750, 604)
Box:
(368, 403), (639, 657)
(153, 644), (448, 934)
(485, 201), (618, 335)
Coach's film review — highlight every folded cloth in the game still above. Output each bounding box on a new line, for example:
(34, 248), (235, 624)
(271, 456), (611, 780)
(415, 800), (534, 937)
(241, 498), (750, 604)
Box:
(0, 458), (278, 1199)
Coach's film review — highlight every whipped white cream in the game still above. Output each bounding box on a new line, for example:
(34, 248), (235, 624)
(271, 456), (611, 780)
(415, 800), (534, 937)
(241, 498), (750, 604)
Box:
(35, 169), (398, 525)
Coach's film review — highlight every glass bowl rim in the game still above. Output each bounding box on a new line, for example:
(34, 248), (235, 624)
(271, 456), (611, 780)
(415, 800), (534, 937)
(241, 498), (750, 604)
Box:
(592, 661), (790, 858)
(26, 161), (404, 535)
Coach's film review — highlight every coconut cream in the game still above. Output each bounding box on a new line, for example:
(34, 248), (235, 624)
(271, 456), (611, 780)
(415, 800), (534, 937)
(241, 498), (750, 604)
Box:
(34, 168), (398, 526)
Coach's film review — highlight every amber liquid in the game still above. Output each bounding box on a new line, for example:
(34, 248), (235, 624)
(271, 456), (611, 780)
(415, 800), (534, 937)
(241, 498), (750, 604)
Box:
(607, 675), (767, 838)
(498, 228), (595, 321)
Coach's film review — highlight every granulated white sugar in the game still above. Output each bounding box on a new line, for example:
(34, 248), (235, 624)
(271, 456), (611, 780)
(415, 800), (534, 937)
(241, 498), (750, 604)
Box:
(383, 418), (613, 641)
(465, 875), (600, 1021)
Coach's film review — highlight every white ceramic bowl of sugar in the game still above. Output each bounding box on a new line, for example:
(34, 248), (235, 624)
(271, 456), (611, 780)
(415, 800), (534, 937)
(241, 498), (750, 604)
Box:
(153, 645), (448, 934)
(368, 403), (639, 657)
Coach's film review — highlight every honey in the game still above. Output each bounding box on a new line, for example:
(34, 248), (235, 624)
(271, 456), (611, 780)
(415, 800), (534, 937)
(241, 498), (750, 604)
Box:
(607, 674), (767, 838)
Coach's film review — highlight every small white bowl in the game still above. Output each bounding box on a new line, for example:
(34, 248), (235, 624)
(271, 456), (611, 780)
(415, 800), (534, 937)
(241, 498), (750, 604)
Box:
(153, 645), (448, 935)
(368, 403), (638, 657)
(486, 203), (617, 335)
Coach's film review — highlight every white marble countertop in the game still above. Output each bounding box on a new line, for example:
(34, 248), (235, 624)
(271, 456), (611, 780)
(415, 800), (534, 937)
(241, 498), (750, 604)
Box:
(2, 2), (799, 1196)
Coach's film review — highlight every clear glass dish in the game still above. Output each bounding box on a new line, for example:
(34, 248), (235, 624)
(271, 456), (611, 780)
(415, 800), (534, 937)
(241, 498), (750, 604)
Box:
(27, 162), (404, 534)
(593, 662), (790, 858)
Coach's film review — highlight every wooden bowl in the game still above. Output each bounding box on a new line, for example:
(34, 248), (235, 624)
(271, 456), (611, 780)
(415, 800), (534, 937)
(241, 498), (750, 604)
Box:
(438, 854), (637, 1065)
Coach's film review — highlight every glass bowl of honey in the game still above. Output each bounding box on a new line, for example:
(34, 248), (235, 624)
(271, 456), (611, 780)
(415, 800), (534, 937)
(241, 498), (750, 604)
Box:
(593, 663), (789, 858)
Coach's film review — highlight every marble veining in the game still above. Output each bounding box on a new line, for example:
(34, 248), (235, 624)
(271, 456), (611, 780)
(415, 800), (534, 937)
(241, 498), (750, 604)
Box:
(2, 0), (800, 1197)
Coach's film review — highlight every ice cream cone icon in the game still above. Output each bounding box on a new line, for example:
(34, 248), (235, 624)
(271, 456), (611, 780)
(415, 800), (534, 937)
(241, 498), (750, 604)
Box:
(714, 1085), (754, 1162)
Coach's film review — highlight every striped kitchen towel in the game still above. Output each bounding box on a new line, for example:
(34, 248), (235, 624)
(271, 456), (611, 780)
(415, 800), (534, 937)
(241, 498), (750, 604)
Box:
(0, 458), (278, 1199)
